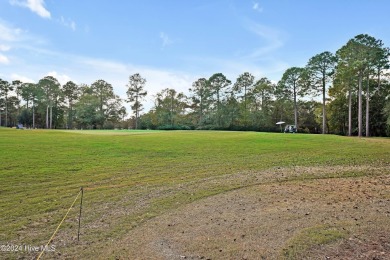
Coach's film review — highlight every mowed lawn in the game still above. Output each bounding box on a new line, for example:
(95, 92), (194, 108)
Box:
(0, 128), (389, 259)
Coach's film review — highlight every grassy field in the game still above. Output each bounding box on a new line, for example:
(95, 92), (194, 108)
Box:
(0, 128), (389, 259)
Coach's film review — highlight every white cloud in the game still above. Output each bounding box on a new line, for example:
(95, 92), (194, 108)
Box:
(252, 2), (263, 12)
(0, 19), (47, 48)
(0, 43), (11, 64)
(59, 16), (76, 31)
(0, 21), (23, 42)
(0, 54), (10, 64)
(70, 21), (76, 31)
(73, 56), (196, 112)
(46, 71), (72, 85)
(0, 45), (11, 51)
(0, 21), (50, 68)
(160, 32), (173, 48)
(10, 73), (35, 83)
(143, 71), (195, 111)
(78, 57), (128, 74)
(10, 0), (51, 19)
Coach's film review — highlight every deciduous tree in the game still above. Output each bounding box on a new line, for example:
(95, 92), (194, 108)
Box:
(91, 79), (115, 126)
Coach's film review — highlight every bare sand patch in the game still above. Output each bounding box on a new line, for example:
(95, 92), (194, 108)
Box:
(114, 166), (390, 259)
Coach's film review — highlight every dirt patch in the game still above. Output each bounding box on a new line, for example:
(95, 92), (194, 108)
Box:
(18, 165), (388, 259)
(112, 170), (390, 259)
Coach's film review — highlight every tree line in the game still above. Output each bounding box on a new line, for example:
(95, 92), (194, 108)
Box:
(0, 34), (389, 136)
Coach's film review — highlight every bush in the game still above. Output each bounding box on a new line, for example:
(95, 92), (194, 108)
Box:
(103, 122), (115, 129)
(195, 125), (220, 130)
(299, 127), (311, 134)
(157, 125), (192, 130)
(195, 124), (281, 132)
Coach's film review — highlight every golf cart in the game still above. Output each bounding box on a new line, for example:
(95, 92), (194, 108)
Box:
(284, 125), (297, 133)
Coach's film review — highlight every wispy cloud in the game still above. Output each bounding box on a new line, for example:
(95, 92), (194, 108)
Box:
(160, 32), (173, 48)
(0, 22), (20, 65)
(10, 0), (51, 19)
(78, 57), (128, 74)
(0, 20), (48, 52)
(183, 54), (289, 83)
(252, 2), (263, 12)
(11, 73), (35, 83)
(46, 71), (72, 85)
(0, 54), (10, 64)
(59, 16), (76, 31)
(245, 21), (284, 58)
(0, 21), (23, 42)
(0, 45), (11, 51)
(0, 44), (11, 64)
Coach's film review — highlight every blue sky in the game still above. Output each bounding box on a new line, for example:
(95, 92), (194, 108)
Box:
(0, 0), (389, 111)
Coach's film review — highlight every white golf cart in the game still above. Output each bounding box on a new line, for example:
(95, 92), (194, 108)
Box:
(284, 125), (297, 133)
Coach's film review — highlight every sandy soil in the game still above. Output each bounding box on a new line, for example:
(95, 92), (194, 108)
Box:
(113, 167), (390, 259)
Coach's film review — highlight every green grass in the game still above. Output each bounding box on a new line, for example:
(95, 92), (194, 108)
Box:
(282, 224), (347, 259)
(0, 128), (389, 258)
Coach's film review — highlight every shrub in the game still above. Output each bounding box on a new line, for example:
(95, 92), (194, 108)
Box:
(157, 125), (191, 130)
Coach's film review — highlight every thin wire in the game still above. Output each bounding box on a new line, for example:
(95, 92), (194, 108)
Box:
(37, 190), (82, 260)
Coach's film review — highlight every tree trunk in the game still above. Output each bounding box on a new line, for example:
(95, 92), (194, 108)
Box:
(46, 105), (49, 129)
(50, 105), (53, 129)
(17, 93), (20, 119)
(358, 73), (363, 137)
(348, 89), (352, 136)
(217, 90), (220, 127)
(135, 96), (139, 129)
(5, 96), (8, 127)
(244, 86), (247, 125)
(365, 74), (370, 137)
(261, 90), (265, 111)
(170, 96), (174, 126)
(200, 96), (203, 125)
(5, 93), (8, 127)
(244, 86), (247, 111)
(69, 103), (73, 129)
(137, 110), (139, 129)
(293, 83), (298, 130)
(322, 75), (326, 134)
(280, 103), (283, 122)
(32, 100), (35, 129)
(135, 111), (137, 129)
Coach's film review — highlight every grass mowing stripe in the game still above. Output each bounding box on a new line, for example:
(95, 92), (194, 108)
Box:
(0, 128), (389, 258)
